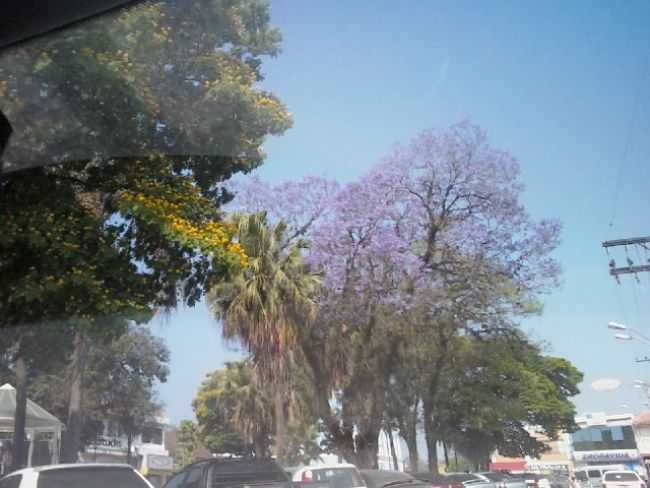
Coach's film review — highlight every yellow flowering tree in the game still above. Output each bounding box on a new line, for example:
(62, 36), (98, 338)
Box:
(0, 0), (291, 465)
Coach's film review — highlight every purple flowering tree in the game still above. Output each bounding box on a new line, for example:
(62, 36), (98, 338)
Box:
(229, 122), (562, 468)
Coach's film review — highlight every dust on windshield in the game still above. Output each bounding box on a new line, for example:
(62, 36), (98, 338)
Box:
(1, 1), (649, 487)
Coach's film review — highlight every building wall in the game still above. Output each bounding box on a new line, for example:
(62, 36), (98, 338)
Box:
(490, 432), (573, 474)
(571, 412), (644, 476)
(81, 416), (174, 487)
(633, 425), (650, 457)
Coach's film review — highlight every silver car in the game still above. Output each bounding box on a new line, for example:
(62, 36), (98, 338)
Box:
(477, 472), (527, 488)
(444, 473), (497, 488)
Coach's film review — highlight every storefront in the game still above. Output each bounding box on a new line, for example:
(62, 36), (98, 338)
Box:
(81, 416), (174, 488)
(490, 431), (572, 474)
(571, 413), (644, 476)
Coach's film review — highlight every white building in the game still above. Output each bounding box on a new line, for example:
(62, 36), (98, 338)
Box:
(81, 414), (174, 488)
(632, 412), (650, 476)
(571, 412), (643, 475)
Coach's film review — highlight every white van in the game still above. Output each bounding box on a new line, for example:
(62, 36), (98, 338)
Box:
(575, 466), (627, 488)
(602, 471), (645, 488)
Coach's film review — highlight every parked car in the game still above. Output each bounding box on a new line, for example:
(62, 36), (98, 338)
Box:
(477, 472), (527, 488)
(547, 473), (569, 488)
(602, 471), (645, 488)
(439, 473), (497, 488)
(574, 467), (628, 488)
(0, 463), (154, 488)
(292, 464), (366, 488)
(359, 470), (429, 488)
(164, 457), (292, 488)
(413, 473), (464, 488)
(575, 471), (590, 488)
(520, 473), (551, 488)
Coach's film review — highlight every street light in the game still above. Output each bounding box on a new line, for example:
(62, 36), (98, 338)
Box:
(608, 322), (627, 331)
(607, 322), (650, 346)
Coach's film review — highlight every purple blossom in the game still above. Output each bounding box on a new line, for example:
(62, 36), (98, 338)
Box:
(229, 121), (561, 313)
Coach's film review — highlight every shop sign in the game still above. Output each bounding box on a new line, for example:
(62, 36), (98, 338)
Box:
(147, 454), (173, 471)
(93, 436), (124, 449)
(573, 449), (639, 462)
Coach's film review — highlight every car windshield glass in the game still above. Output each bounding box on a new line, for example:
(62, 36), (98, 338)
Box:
(603, 473), (639, 482)
(1, 0), (649, 482)
(209, 460), (288, 486)
(311, 468), (363, 488)
(482, 474), (506, 482)
(36, 467), (149, 488)
(448, 475), (479, 483)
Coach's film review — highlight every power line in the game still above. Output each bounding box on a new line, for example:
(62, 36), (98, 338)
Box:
(608, 53), (648, 232)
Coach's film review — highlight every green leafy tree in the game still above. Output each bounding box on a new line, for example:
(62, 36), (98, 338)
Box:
(0, 0), (291, 461)
(427, 332), (582, 471)
(28, 325), (170, 464)
(174, 420), (199, 469)
(193, 361), (273, 456)
(88, 325), (169, 464)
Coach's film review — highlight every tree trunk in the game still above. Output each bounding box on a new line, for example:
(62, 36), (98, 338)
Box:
(273, 387), (287, 462)
(443, 441), (449, 471)
(423, 400), (438, 474)
(253, 432), (268, 458)
(355, 427), (380, 469)
(426, 433), (438, 474)
(126, 433), (133, 466)
(61, 330), (88, 463)
(12, 355), (28, 471)
(405, 435), (419, 473)
(387, 428), (399, 471)
(404, 398), (419, 473)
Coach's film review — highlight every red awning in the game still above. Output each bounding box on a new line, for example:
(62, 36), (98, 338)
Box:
(490, 461), (527, 471)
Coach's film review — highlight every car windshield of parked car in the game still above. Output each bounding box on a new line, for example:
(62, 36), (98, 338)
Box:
(1, 0), (650, 486)
(603, 473), (640, 482)
(36, 467), (149, 488)
(482, 474), (506, 482)
(312, 468), (364, 488)
(447, 475), (480, 483)
(209, 460), (288, 487)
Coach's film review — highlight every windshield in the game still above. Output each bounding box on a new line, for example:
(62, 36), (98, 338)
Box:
(209, 459), (288, 486)
(1, 0), (649, 486)
(603, 473), (640, 482)
(447, 475), (480, 483)
(36, 467), (149, 488)
(482, 474), (506, 482)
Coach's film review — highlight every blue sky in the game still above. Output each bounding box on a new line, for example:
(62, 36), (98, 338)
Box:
(154, 0), (650, 424)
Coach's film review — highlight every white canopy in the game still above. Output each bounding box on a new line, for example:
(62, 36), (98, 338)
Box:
(0, 384), (63, 432)
(0, 383), (62, 467)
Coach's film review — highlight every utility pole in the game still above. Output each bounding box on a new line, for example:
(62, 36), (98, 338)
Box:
(603, 236), (650, 282)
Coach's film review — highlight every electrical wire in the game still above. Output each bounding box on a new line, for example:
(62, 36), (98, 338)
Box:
(608, 51), (648, 233)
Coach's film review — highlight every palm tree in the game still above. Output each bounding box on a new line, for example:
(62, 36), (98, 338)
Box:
(207, 213), (320, 461)
(223, 362), (274, 456)
(195, 361), (274, 456)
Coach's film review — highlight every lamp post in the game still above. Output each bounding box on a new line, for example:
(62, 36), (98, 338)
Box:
(607, 322), (650, 347)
